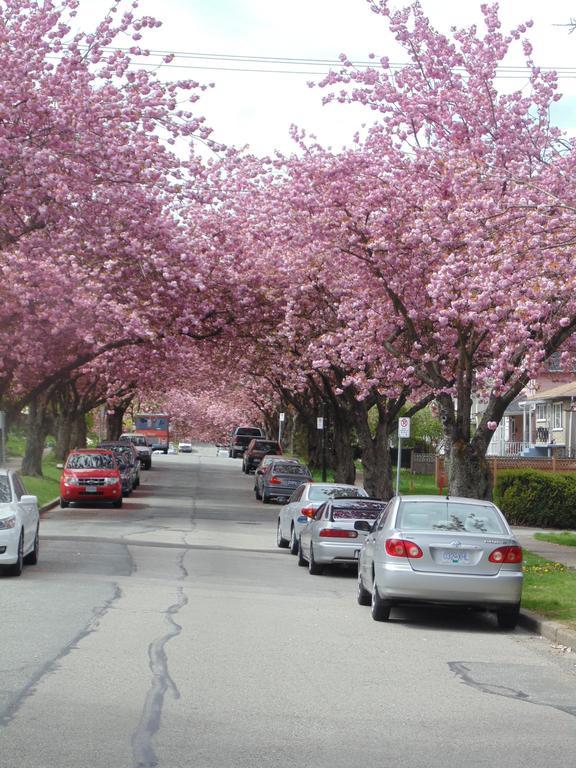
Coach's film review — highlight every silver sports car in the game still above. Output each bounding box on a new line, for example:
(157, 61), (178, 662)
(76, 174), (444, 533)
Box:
(357, 495), (523, 628)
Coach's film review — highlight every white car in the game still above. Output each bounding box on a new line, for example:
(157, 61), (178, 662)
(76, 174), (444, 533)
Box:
(0, 469), (40, 576)
(178, 441), (193, 453)
(277, 482), (369, 555)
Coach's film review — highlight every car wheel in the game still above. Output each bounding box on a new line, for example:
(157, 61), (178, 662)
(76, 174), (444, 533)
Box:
(289, 526), (299, 555)
(255, 485), (262, 500)
(357, 569), (371, 606)
(496, 603), (520, 630)
(276, 521), (289, 548)
(113, 498), (123, 509)
(262, 491), (270, 504)
(308, 545), (323, 575)
(24, 525), (40, 566)
(6, 531), (24, 577)
(297, 537), (307, 567)
(371, 577), (391, 621)
(60, 498), (70, 508)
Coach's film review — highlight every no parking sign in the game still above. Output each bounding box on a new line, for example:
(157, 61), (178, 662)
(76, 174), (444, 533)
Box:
(398, 417), (411, 438)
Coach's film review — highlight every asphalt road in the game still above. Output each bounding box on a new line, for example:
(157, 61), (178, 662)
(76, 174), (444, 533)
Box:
(1, 445), (575, 768)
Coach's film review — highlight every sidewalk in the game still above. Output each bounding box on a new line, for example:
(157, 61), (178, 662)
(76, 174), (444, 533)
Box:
(511, 526), (576, 649)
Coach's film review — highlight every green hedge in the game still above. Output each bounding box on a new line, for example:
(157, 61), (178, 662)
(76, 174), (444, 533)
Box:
(494, 469), (576, 528)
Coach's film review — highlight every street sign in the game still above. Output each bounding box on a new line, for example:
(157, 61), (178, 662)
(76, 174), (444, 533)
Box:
(398, 416), (411, 439)
(316, 417), (324, 430)
(279, 412), (285, 422)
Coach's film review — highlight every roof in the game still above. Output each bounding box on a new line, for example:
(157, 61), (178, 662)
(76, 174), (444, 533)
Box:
(525, 381), (576, 401)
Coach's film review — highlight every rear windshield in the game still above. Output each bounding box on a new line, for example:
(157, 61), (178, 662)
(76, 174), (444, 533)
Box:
(270, 463), (311, 475)
(122, 435), (148, 446)
(397, 501), (507, 534)
(66, 453), (117, 470)
(253, 441), (279, 451)
(331, 501), (386, 520)
(308, 485), (367, 501)
(236, 428), (263, 436)
(0, 476), (11, 503)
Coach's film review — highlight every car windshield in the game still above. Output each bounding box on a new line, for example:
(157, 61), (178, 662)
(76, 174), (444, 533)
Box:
(0, 476), (11, 503)
(270, 463), (310, 475)
(236, 428), (262, 436)
(66, 453), (117, 470)
(397, 501), (507, 534)
(331, 501), (386, 520)
(308, 485), (367, 501)
(253, 441), (279, 452)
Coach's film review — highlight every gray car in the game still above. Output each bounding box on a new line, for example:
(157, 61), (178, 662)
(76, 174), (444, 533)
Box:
(298, 498), (388, 574)
(256, 460), (312, 504)
(357, 495), (523, 628)
(277, 482), (369, 554)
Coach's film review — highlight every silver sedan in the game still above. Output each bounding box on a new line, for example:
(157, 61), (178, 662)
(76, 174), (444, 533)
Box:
(277, 482), (369, 554)
(298, 499), (388, 574)
(357, 495), (523, 628)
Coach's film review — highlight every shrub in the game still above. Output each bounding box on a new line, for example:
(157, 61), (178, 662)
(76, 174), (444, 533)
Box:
(494, 469), (576, 528)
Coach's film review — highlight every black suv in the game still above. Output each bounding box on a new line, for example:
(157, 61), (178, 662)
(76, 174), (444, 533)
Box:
(229, 426), (265, 459)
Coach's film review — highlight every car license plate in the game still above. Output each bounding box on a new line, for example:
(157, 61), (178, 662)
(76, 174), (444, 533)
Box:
(84, 487), (98, 493)
(442, 550), (470, 564)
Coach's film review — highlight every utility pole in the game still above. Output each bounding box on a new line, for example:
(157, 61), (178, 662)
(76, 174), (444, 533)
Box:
(317, 406), (327, 482)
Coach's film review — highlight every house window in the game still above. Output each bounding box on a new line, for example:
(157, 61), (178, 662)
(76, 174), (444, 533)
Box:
(547, 352), (562, 372)
(552, 402), (563, 430)
(536, 404), (547, 422)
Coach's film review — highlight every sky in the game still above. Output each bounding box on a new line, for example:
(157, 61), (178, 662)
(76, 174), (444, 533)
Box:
(77, 0), (576, 155)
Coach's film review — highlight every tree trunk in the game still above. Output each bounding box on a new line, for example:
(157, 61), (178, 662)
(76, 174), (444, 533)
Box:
(446, 441), (492, 500)
(106, 407), (125, 441)
(54, 412), (74, 461)
(21, 393), (50, 477)
(330, 407), (356, 485)
(72, 414), (88, 449)
(355, 415), (393, 499)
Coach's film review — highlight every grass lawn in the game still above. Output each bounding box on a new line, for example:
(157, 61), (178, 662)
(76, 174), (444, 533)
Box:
(522, 551), (576, 629)
(534, 531), (576, 547)
(21, 460), (61, 508)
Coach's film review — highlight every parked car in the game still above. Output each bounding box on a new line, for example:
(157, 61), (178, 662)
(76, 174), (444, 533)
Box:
(356, 495), (523, 628)
(298, 498), (387, 574)
(229, 426), (266, 459)
(0, 469), (40, 576)
(119, 433), (152, 470)
(277, 482), (369, 554)
(60, 449), (123, 509)
(256, 460), (312, 503)
(97, 441), (140, 490)
(254, 455), (298, 492)
(243, 438), (282, 473)
(116, 456), (134, 496)
(178, 441), (193, 453)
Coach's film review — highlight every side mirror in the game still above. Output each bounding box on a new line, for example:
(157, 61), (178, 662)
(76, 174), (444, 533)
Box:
(20, 495), (38, 505)
(354, 520), (372, 533)
(56, 463), (64, 469)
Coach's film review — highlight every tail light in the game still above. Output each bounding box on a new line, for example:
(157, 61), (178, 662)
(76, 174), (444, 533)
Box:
(319, 529), (358, 538)
(489, 546), (522, 564)
(269, 476), (282, 485)
(385, 538), (423, 558)
(300, 506), (316, 518)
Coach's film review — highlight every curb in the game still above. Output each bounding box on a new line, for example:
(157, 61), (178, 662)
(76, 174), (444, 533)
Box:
(519, 609), (576, 651)
(39, 498), (60, 516)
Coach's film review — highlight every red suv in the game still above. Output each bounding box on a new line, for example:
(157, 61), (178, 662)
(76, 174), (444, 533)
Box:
(60, 449), (123, 508)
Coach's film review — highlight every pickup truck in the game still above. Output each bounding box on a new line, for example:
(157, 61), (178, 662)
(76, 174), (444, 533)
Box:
(119, 433), (153, 470)
(229, 426), (266, 459)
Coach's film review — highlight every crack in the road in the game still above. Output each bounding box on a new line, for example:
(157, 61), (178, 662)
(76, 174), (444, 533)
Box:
(449, 661), (576, 718)
(0, 584), (123, 728)
(131, 550), (189, 768)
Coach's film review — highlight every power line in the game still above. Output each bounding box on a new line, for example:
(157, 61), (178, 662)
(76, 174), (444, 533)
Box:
(75, 46), (576, 78)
